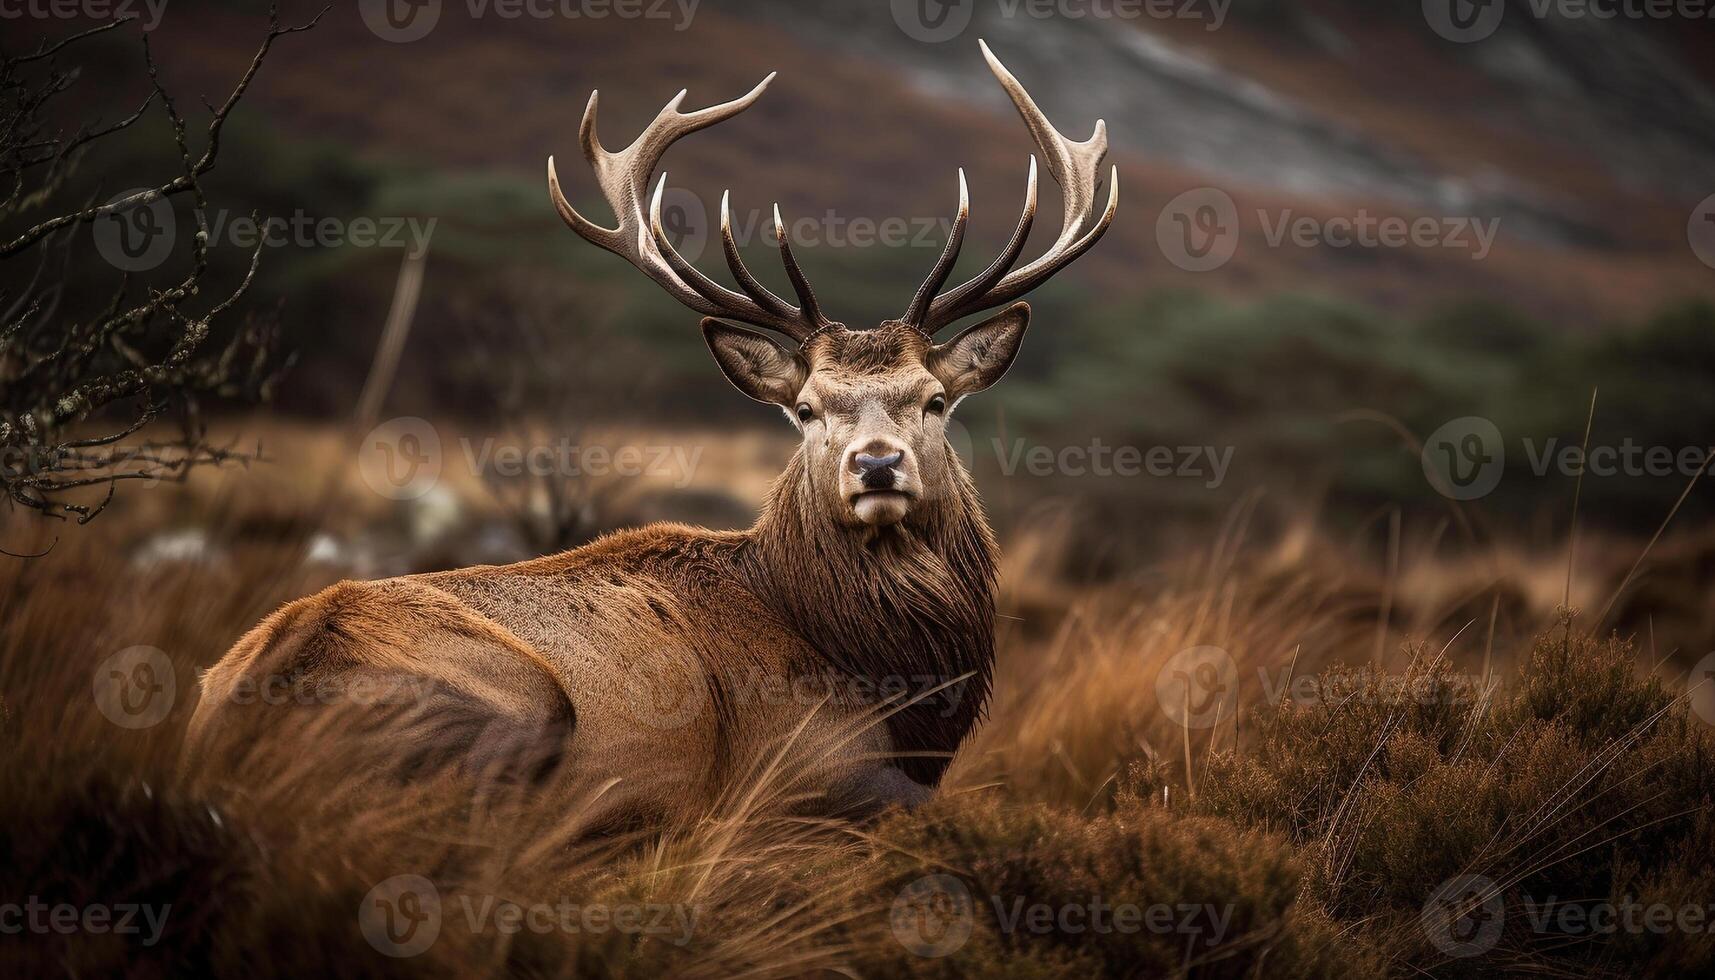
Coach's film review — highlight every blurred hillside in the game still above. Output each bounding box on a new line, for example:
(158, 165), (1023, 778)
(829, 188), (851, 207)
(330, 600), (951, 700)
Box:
(115, 0), (1715, 319)
(5, 0), (1714, 537)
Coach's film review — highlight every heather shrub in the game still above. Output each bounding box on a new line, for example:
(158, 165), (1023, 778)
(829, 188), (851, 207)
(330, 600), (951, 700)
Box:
(1189, 628), (1715, 976)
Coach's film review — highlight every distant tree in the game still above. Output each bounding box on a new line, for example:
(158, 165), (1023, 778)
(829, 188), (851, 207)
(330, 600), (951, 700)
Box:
(0, 6), (323, 538)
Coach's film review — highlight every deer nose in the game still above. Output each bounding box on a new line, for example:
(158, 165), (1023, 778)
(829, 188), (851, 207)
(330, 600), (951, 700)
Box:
(854, 451), (902, 472)
(850, 448), (904, 489)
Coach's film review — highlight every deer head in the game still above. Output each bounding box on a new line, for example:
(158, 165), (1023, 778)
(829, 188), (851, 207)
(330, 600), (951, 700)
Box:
(548, 41), (1118, 530)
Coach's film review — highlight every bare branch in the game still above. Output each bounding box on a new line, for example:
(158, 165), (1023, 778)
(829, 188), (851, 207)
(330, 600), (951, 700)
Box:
(0, 3), (331, 258)
(0, 5), (321, 533)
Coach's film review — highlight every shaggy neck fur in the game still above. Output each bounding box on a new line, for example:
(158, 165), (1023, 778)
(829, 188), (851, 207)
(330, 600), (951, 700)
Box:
(736, 446), (998, 785)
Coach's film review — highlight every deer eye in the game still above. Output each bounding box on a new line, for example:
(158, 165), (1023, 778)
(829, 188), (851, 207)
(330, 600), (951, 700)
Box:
(796, 403), (815, 424)
(926, 394), (947, 416)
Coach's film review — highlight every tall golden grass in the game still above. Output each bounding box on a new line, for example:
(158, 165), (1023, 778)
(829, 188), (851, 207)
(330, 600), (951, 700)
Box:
(2, 425), (1711, 977)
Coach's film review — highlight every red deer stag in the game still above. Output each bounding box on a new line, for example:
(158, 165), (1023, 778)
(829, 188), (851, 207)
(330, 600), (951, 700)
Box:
(185, 41), (1117, 822)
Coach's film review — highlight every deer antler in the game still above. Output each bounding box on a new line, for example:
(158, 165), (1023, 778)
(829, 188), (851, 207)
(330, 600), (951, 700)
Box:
(903, 40), (1120, 335)
(548, 76), (833, 342)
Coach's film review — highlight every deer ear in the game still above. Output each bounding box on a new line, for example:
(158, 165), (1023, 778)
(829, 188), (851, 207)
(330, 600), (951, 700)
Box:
(928, 301), (1030, 402)
(702, 319), (808, 408)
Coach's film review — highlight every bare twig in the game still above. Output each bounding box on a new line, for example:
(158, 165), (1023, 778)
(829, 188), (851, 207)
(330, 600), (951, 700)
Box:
(0, 8), (323, 534)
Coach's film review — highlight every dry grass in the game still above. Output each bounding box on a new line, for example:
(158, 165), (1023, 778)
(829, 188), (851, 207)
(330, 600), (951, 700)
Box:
(2, 427), (1712, 977)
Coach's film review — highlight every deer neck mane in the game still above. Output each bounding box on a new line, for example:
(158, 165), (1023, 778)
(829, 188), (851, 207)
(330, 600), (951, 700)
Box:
(736, 447), (998, 785)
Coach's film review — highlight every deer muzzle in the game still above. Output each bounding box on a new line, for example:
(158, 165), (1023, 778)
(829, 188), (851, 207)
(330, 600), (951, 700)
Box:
(845, 442), (916, 526)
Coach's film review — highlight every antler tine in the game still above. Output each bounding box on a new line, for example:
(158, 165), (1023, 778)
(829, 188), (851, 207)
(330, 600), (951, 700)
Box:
(914, 157), (1037, 330)
(918, 41), (1120, 334)
(647, 175), (758, 306)
(548, 94), (620, 249)
(772, 204), (831, 331)
(720, 190), (798, 320)
(551, 80), (764, 251)
(978, 40), (1109, 254)
(902, 169), (969, 327)
(549, 73), (826, 342)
